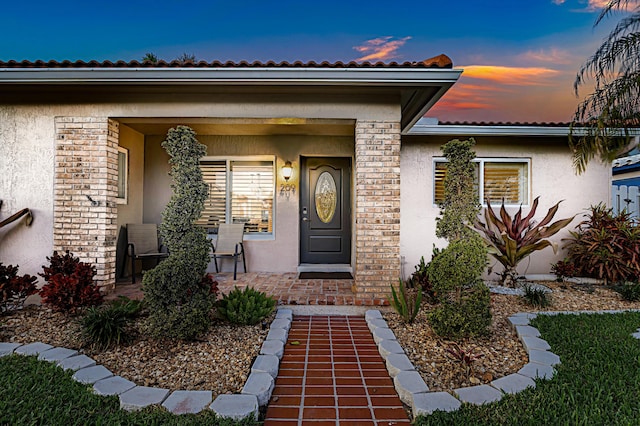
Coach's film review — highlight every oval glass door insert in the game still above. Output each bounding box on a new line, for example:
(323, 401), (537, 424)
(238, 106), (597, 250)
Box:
(315, 171), (337, 223)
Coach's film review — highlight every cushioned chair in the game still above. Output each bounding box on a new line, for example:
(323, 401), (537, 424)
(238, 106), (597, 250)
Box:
(126, 223), (169, 283)
(211, 223), (247, 280)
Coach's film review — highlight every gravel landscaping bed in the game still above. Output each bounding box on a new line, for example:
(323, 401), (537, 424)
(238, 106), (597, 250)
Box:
(2, 280), (639, 397)
(384, 280), (640, 392)
(1, 307), (270, 397)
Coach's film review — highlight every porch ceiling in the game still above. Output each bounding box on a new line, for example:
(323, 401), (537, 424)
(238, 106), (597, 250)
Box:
(119, 117), (356, 137)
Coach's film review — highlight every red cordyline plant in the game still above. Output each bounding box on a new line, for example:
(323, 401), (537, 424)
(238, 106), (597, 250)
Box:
(474, 197), (575, 286)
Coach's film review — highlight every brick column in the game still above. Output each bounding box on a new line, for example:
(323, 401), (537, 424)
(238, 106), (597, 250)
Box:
(354, 120), (401, 302)
(54, 117), (119, 292)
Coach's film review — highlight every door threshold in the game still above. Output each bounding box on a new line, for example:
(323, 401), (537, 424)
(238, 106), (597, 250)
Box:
(297, 264), (353, 273)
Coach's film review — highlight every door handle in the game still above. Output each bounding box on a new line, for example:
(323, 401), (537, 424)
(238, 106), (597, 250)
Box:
(302, 217), (310, 222)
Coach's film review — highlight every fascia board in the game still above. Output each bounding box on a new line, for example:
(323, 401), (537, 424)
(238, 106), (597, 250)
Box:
(407, 124), (640, 137)
(0, 67), (462, 86)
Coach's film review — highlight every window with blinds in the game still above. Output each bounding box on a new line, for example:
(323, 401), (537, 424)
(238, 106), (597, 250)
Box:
(198, 158), (274, 234)
(434, 159), (529, 206)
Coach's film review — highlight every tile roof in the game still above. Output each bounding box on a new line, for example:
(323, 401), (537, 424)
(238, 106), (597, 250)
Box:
(0, 54), (453, 69)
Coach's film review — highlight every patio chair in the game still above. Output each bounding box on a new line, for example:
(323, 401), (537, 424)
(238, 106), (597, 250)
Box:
(126, 223), (169, 283)
(211, 223), (247, 280)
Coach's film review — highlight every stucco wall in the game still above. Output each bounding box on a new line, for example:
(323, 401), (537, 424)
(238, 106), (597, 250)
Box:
(0, 106), (55, 278)
(143, 134), (355, 273)
(400, 135), (612, 280)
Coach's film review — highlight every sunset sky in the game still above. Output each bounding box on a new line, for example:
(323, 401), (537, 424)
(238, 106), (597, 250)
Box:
(1, 0), (628, 123)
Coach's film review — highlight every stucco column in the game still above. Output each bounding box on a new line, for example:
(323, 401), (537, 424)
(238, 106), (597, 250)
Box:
(53, 117), (119, 291)
(354, 120), (401, 302)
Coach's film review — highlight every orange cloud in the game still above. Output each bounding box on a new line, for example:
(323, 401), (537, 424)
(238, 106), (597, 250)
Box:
(518, 48), (574, 65)
(459, 65), (560, 85)
(353, 36), (412, 62)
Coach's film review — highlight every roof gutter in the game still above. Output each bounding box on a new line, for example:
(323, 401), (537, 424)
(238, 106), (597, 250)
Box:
(0, 67), (462, 87)
(408, 122), (640, 137)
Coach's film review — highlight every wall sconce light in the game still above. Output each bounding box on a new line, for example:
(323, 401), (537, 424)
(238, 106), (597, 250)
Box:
(280, 160), (296, 199)
(282, 161), (293, 181)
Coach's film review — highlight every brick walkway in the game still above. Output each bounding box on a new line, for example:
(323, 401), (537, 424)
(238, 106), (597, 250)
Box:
(264, 315), (410, 425)
(109, 272), (388, 306)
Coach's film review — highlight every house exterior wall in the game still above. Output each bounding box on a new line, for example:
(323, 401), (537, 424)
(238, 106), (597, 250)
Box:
(0, 100), (400, 296)
(400, 135), (612, 280)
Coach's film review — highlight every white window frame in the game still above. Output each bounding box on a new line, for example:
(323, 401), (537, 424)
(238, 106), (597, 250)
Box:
(116, 146), (128, 204)
(433, 157), (531, 207)
(200, 155), (276, 241)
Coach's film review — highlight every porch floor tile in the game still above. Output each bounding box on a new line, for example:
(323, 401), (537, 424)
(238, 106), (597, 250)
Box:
(108, 272), (389, 306)
(264, 315), (410, 425)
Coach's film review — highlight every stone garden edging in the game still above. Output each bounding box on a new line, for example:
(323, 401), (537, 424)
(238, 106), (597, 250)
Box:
(365, 308), (640, 418)
(0, 308), (293, 421)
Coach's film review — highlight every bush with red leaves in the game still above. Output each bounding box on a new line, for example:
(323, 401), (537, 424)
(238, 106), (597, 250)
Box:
(0, 263), (38, 314)
(39, 251), (103, 314)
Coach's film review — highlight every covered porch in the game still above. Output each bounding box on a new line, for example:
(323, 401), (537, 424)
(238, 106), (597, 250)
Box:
(108, 272), (390, 306)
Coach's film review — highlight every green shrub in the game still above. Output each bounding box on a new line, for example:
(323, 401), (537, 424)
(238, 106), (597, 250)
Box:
(428, 234), (487, 303)
(143, 126), (215, 340)
(564, 204), (640, 284)
(81, 296), (143, 350)
(614, 281), (640, 302)
(390, 278), (422, 324)
(0, 263), (38, 314)
(217, 286), (276, 325)
(428, 284), (492, 339)
(39, 251), (103, 314)
(522, 283), (552, 308)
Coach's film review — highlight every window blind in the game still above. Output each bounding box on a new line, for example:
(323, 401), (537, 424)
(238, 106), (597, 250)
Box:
(198, 160), (227, 231)
(483, 162), (527, 204)
(230, 161), (273, 233)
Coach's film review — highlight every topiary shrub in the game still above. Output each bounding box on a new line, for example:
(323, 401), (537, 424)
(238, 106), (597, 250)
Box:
(0, 263), (38, 314)
(428, 284), (491, 339)
(142, 126), (216, 340)
(428, 234), (488, 303)
(436, 138), (481, 241)
(217, 286), (276, 325)
(39, 251), (103, 314)
(563, 204), (640, 284)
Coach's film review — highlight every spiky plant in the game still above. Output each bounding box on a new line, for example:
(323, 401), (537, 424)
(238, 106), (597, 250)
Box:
(474, 197), (574, 286)
(390, 278), (422, 324)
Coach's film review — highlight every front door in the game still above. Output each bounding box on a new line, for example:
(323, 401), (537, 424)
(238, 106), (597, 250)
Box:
(300, 157), (351, 264)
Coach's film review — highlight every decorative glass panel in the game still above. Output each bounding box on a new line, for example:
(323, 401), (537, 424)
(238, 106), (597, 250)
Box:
(315, 171), (337, 223)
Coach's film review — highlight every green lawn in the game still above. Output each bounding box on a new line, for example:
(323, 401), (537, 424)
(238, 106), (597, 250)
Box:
(0, 354), (257, 426)
(416, 311), (640, 425)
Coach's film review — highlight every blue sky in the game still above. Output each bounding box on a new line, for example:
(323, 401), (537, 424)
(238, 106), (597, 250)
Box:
(1, 0), (624, 122)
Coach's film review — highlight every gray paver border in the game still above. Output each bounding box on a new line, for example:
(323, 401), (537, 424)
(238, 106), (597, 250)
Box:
(0, 307), (291, 419)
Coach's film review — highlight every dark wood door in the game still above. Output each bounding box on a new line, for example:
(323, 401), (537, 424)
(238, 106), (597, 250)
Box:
(300, 157), (351, 264)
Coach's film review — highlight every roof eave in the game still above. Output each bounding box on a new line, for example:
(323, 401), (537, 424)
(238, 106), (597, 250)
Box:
(407, 123), (640, 137)
(0, 67), (462, 86)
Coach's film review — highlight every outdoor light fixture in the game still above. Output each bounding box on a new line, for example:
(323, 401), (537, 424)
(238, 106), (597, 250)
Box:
(280, 160), (296, 199)
(282, 161), (293, 181)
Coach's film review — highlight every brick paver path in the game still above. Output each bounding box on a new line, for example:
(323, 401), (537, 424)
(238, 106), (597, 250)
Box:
(264, 315), (410, 425)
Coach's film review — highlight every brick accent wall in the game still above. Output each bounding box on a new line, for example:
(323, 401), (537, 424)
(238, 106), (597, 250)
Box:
(53, 117), (119, 291)
(354, 120), (401, 300)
